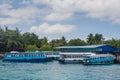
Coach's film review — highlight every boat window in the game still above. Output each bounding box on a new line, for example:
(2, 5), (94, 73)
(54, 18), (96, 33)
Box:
(66, 55), (68, 58)
(21, 55), (23, 57)
(27, 54), (29, 57)
(74, 56), (75, 58)
(69, 56), (71, 58)
(11, 55), (13, 57)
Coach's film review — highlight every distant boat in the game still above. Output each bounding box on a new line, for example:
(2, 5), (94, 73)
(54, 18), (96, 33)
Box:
(83, 54), (115, 65)
(41, 51), (60, 60)
(59, 52), (95, 63)
(0, 54), (4, 59)
(10, 51), (19, 53)
(2, 52), (53, 62)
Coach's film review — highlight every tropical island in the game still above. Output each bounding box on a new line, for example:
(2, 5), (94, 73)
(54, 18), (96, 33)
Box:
(0, 26), (120, 52)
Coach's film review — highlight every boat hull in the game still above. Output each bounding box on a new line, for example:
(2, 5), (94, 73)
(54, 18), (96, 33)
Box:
(84, 61), (114, 65)
(3, 57), (53, 62)
(2, 53), (53, 62)
(59, 59), (83, 63)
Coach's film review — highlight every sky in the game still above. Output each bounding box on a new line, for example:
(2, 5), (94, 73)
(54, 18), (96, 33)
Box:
(0, 0), (120, 41)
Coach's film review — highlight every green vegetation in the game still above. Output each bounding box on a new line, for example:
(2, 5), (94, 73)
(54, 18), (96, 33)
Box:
(68, 38), (86, 46)
(0, 26), (120, 52)
(41, 45), (52, 51)
(26, 45), (38, 51)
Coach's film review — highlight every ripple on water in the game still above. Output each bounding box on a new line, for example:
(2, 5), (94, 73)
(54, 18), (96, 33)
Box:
(0, 61), (120, 80)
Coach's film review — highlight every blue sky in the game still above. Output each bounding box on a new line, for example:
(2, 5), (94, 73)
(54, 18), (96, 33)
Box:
(0, 0), (120, 41)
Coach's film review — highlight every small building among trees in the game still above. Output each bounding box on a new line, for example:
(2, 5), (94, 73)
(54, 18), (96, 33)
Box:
(56, 44), (120, 63)
(56, 44), (117, 54)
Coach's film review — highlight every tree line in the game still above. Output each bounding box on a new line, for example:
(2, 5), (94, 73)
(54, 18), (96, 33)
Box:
(0, 27), (120, 52)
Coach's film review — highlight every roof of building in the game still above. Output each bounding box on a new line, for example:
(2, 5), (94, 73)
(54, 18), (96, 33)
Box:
(116, 48), (120, 51)
(56, 44), (109, 49)
(60, 52), (96, 55)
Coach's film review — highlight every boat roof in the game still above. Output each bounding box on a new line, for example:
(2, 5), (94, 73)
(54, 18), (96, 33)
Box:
(60, 52), (96, 55)
(89, 54), (114, 57)
(56, 44), (108, 49)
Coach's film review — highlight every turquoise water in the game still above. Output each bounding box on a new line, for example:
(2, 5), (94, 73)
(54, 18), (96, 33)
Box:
(0, 61), (120, 80)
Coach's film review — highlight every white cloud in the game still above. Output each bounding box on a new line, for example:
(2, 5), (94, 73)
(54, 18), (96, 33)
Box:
(42, 0), (120, 23)
(32, 0), (50, 5)
(0, 4), (12, 15)
(43, 0), (76, 21)
(20, 0), (32, 5)
(0, 3), (43, 25)
(77, 0), (120, 23)
(0, 18), (19, 25)
(30, 23), (75, 34)
(0, 3), (12, 9)
(1, 0), (120, 25)
(44, 13), (72, 21)
(0, 0), (52, 25)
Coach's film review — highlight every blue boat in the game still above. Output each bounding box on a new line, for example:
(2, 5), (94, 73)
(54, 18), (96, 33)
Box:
(83, 54), (115, 64)
(2, 52), (53, 62)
